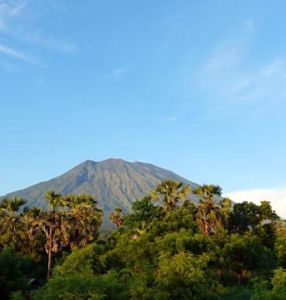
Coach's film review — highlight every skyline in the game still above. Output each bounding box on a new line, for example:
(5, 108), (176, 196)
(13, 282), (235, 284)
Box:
(0, 0), (286, 216)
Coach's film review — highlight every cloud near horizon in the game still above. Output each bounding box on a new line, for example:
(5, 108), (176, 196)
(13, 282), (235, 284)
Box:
(225, 187), (286, 219)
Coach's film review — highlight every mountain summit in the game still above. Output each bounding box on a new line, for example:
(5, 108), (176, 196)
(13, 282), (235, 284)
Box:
(3, 159), (199, 226)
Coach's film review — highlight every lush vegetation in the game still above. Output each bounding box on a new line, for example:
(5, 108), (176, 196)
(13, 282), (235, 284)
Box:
(0, 180), (285, 299)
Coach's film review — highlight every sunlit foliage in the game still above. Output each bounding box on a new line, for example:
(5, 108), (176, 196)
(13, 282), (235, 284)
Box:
(0, 180), (285, 299)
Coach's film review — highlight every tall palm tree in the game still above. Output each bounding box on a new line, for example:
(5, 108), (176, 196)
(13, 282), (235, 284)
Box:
(0, 192), (103, 279)
(0, 197), (26, 249)
(21, 207), (46, 259)
(151, 180), (190, 211)
(194, 185), (223, 236)
(40, 191), (68, 279)
(26, 192), (103, 278)
(63, 194), (103, 248)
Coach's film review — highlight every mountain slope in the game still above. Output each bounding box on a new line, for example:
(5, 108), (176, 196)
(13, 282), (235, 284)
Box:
(2, 159), (199, 226)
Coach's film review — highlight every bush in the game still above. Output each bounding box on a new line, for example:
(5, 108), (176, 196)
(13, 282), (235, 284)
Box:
(0, 248), (34, 299)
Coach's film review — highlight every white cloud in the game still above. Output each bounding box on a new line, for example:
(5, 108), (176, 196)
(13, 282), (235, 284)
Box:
(27, 32), (78, 54)
(196, 40), (286, 112)
(190, 18), (286, 116)
(0, 0), (27, 30)
(0, 43), (35, 63)
(0, 1), (78, 57)
(225, 188), (286, 219)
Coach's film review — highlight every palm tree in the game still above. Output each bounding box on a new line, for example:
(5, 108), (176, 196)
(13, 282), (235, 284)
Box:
(26, 192), (103, 278)
(194, 184), (222, 198)
(0, 197), (26, 249)
(151, 180), (190, 211)
(0, 192), (103, 279)
(0, 197), (26, 212)
(21, 207), (46, 259)
(219, 197), (232, 228)
(40, 191), (68, 279)
(110, 208), (124, 228)
(45, 191), (62, 212)
(194, 185), (223, 236)
(64, 194), (103, 248)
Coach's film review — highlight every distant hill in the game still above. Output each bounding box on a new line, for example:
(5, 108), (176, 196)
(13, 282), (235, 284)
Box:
(1, 159), (199, 227)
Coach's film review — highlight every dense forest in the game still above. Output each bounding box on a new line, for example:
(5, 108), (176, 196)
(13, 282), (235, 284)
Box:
(0, 180), (286, 299)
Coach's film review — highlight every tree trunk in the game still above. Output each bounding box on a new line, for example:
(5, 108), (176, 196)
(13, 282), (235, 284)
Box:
(47, 227), (54, 279)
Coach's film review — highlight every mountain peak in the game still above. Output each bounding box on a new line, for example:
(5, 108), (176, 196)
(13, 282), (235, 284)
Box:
(83, 159), (96, 164)
(80, 158), (130, 166)
(99, 158), (129, 164)
(2, 159), (199, 228)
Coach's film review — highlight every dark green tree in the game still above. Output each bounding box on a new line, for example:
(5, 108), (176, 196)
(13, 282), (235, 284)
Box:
(0, 248), (34, 299)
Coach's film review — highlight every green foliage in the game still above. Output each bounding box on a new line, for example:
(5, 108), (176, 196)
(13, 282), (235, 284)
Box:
(272, 268), (286, 295)
(0, 192), (103, 296)
(155, 251), (215, 299)
(229, 202), (261, 233)
(0, 248), (34, 299)
(55, 243), (107, 276)
(151, 180), (190, 211)
(229, 201), (278, 234)
(222, 233), (276, 283)
(55, 244), (96, 276)
(219, 287), (252, 300)
(124, 196), (163, 228)
(10, 291), (25, 300)
(275, 222), (286, 267)
(250, 269), (286, 300)
(0, 181), (284, 299)
(194, 184), (223, 197)
(0, 197), (27, 251)
(33, 271), (130, 300)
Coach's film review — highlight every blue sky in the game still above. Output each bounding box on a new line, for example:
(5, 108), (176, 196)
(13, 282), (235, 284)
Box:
(1, 0), (286, 213)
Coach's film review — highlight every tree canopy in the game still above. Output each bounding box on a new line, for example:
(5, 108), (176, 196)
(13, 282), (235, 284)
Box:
(0, 181), (285, 300)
